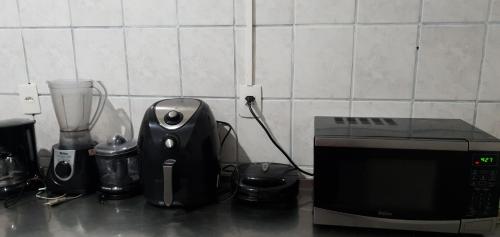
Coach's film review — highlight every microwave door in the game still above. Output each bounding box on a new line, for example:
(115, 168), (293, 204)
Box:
(314, 146), (469, 221)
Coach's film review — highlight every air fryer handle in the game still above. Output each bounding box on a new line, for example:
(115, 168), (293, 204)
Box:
(163, 159), (176, 207)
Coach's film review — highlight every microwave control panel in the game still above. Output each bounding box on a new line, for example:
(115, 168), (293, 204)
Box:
(467, 154), (499, 217)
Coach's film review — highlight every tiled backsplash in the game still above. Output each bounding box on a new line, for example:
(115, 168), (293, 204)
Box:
(1, 0), (500, 171)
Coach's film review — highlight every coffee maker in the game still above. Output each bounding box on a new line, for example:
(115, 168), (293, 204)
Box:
(0, 119), (39, 199)
(45, 80), (107, 195)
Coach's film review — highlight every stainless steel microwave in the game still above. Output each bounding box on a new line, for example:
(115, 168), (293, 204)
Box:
(313, 117), (500, 234)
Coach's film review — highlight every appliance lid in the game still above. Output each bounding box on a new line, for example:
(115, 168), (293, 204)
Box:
(0, 119), (35, 129)
(95, 135), (137, 156)
(314, 117), (500, 142)
(154, 98), (201, 130)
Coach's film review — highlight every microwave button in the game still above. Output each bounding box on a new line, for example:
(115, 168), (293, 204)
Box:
(479, 170), (489, 175)
(477, 181), (487, 186)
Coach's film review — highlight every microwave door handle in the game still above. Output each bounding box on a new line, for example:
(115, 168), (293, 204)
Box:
(163, 159), (176, 207)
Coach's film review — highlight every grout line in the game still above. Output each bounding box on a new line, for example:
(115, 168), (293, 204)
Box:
(232, 0), (239, 164)
(348, 0), (359, 116)
(2, 22), (498, 30)
(290, 0), (297, 158)
(175, 0), (184, 97)
(9, 92), (500, 103)
(119, 0), (134, 136)
(410, 0), (425, 119)
(473, 0), (494, 127)
(13, 92), (500, 103)
(0, 92), (20, 96)
(15, 0), (31, 84)
(66, 0), (79, 82)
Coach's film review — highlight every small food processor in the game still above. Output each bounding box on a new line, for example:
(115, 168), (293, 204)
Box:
(95, 135), (140, 200)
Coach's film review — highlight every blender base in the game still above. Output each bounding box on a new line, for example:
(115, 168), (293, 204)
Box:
(46, 145), (98, 195)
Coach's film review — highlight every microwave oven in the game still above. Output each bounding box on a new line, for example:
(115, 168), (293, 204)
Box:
(313, 117), (500, 234)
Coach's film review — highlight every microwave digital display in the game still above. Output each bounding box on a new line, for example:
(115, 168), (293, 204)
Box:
(473, 155), (497, 166)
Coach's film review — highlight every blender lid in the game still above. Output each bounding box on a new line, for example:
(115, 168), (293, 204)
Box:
(95, 135), (137, 156)
(47, 80), (93, 89)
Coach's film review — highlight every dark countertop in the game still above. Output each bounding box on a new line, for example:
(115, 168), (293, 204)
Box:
(1, 188), (499, 237)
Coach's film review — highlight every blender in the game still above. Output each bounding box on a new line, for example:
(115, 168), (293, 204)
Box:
(45, 80), (107, 195)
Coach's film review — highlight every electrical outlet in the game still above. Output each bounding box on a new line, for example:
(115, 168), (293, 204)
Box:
(18, 83), (41, 115)
(239, 85), (262, 118)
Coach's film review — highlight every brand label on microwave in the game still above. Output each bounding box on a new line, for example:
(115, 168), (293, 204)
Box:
(377, 211), (393, 217)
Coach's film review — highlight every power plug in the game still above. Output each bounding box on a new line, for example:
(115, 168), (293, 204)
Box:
(239, 85), (262, 118)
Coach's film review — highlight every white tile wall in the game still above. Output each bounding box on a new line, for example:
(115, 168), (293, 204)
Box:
(352, 101), (412, 118)
(294, 26), (353, 99)
(0, 29), (28, 93)
(0, 0), (20, 27)
(23, 29), (76, 93)
(73, 29), (128, 95)
(126, 28), (180, 96)
(422, 0), (490, 22)
(18, 0), (71, 27)
(479, 25), (500, 100)
(295, 0), (355, 24)
(476, 103), (500, 138)
(180, 27), (235, 97)
(413, 102), (476, 124)
(238, 100), (290, 163)
(415, 26), (485, 100)
(179, 0), (233, 25)
(236, 0), (294, 25)
(493, 0), (500, 21)
(123, 0), (177, 26)
(357, 0), (421, 23)
(1, 1), (500, 168)
(354, 25), (417, 99)
(236, 27), (293, 98)
(69, 0), (123, 26)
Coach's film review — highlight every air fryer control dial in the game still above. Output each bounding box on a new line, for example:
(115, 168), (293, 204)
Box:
(164, 110), (183, 125)
(55, 161), (72, 179)
(165, 138), (176, 149)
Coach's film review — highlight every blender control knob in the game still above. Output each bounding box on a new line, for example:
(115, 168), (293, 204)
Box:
(165, 138), (176, 149)
(164, 110), (183, 125)
(55, 161), (72, 179)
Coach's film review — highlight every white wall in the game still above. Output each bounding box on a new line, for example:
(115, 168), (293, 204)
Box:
(1, 0), (500, 170)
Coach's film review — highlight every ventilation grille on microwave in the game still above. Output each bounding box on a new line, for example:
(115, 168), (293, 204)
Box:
(333, 117), (397, 126)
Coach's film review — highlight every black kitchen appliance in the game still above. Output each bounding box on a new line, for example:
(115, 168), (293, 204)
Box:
(237, 162), (299, 203)
(95, 135), (140, 200)
(313, 117), (500, 234)
(138, 98), (220, 208)
(0, 119), (39, 199)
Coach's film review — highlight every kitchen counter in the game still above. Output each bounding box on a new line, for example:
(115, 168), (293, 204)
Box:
(1, 188), (499, 237)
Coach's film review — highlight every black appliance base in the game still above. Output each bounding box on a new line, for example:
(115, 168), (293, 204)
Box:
(236, 162), (299, 203)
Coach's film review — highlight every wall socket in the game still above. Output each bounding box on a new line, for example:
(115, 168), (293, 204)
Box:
(239, 84), (262, 118)
(18, 83), (41, 115)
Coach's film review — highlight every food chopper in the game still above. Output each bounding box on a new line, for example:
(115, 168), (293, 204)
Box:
(45, 80), (107, 195)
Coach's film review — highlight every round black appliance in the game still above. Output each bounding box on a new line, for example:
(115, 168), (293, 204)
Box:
(236, 162), (299, 203)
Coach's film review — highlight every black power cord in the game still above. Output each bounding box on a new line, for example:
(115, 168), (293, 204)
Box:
(215, 121), (240, 202)
(245, 96), (313, 176)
